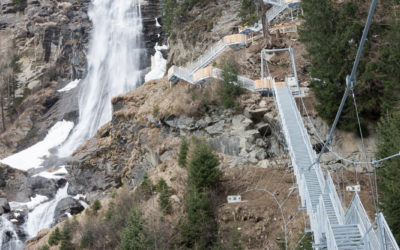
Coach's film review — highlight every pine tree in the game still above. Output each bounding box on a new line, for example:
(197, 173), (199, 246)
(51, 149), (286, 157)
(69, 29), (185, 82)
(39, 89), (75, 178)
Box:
(221, 61), (242, 109)
(178, 139), (188, 167)
(238, 0), (258, 26)
(157, 178), (172, 214)
(181, 187), (218, 249)
(188, 138), (220, 190)
(376, 107), (400, 244)
(162, 0), (177, 34)
(140, 173), (154, 197)
(48, 227), (61, 246)
(375, 8), (400, 114)
(299, 0), (372, 132)
(120, 208), (151, 250)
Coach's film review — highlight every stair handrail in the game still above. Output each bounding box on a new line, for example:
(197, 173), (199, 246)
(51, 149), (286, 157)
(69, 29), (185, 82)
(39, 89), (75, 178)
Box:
(377, 213), (400, 250)
(345, 193), (380, 249)
(186, 39), (227, 73)
(326, 172), (345, 223)
(318, 196), (338, 249)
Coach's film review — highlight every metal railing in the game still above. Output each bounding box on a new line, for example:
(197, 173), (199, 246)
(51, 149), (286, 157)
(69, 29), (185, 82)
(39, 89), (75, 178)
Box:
(267, 5), (288, 22)
(345, 193), (380, 249)
(326, 172), (345, 224)
(377, 213), (400, 250)
(186, 34), (247, 73)
(263, 0), (287, 7)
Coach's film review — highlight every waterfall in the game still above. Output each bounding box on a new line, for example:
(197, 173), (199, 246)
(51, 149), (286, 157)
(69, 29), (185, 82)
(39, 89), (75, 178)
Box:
(24, 184), (69, 238)
(59, 0), (144, 157)
(0, 216), (23, 250)
(0, 0), (145, 246)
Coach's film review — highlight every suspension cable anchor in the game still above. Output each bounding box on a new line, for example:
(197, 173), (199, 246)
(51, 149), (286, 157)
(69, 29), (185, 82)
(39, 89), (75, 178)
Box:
(346, 75), (356, 90)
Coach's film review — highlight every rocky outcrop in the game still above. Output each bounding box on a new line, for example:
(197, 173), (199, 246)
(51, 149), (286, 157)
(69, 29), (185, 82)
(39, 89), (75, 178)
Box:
(53, 197), (84, 224)
(1, 0), (91, 83)
(0, 0), (91, 156)
(65, 78), (286, 201)
(0, 163), (61, 202)
(167, 0), (241, 67)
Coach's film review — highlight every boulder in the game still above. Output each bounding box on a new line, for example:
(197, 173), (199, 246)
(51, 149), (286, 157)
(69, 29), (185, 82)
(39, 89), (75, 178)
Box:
(1, 0), (15, 14)
(164, 115), (198, 130)
(256, 123), (271, 137)
(0, 198), (10, 215)
(205, 120), (225, 135)
(244, 108), (271, 123)
(54, 197), (84, 224)
(209, 134), (240, 156)
(27, 177), (58, 199)
(232, 115), (253, 131)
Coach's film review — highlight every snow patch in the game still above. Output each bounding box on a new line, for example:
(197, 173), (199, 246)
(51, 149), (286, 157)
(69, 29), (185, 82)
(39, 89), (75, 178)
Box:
(32, 166), (68, 180)
(58, 79), (80, 92)
(9, 195), (49, 211)
(1, 121), (74, 171)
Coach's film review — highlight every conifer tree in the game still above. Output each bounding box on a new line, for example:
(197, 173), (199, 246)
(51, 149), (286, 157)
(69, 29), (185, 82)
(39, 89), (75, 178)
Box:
(181, 187), (217, 249)
(221, 61), (242, 109)
(375, 8), (400, 114)
(178, 139), (188, 167)
(299, 0), (370, 132)
(238, 0), (258, 26)
(377, 107), (400, 244)
(188, 138), (220, 190)
(162, 0), (177, 34)
(157, 178), (172, 214)
(120, 208), (151, 250)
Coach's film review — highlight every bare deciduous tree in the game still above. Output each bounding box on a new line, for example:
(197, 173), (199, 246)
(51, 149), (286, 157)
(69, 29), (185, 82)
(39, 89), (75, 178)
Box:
(258, 0), (271, 46)
(0, 34), (16, 132)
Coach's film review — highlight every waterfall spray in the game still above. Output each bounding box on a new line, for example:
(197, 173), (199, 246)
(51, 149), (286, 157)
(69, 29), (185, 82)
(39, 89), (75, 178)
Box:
(59, 0), (144, 156)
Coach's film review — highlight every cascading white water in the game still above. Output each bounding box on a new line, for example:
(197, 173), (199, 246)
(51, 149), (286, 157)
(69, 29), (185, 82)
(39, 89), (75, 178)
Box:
(59, 0), (144, 156)
(0, 216), (23, 250)
(24, 184), (69, 238)
(0, 0), (144, 246)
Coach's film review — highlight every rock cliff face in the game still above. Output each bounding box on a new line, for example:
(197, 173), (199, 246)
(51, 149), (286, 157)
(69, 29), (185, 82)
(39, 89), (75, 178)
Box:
(142, 0), (164, 54)
(0, 1), (165, 243)
(0, 0), (91, 156)
(0, 0), (165, 156)
(65, 78), (286, 201)
(1, 0), (91, 83)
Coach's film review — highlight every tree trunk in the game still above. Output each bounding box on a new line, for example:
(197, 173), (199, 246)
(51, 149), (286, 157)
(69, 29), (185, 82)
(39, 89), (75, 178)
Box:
(258, 0), (271, 45)
(1, 91), (6, 132)
(7, 77), (10, 119)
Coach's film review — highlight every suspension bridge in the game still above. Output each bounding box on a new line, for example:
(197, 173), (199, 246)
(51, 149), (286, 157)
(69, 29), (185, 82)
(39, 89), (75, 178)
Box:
(167, 0), (400, 248)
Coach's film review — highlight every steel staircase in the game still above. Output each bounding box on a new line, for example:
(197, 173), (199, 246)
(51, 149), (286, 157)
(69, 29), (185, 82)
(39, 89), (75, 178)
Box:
(267, 4), (288, 22)
(272, 77), (399, 249)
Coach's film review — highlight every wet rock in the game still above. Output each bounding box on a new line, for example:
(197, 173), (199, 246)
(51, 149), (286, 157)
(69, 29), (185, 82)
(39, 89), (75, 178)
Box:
(0, 198), (10, 215)
(141, 0), (165, 66)
(53, 197), (84, 224)
(28, 177), (58, 200)
(10, 210), (26, 226)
